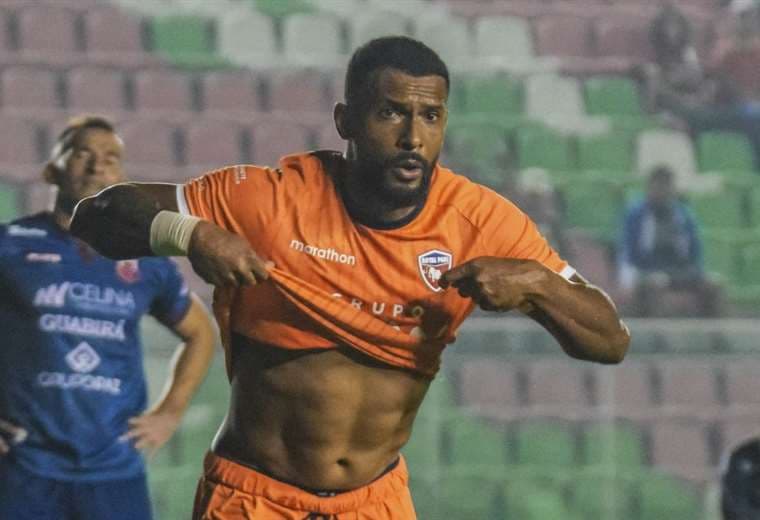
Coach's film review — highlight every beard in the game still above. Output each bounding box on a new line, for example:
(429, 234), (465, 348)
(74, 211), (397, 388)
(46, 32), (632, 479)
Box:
(352, 149), (436, 208)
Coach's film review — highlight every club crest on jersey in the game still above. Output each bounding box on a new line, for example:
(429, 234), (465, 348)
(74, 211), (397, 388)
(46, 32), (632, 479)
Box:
(115, 260), (140, 284)
(418, 249), (452, 292)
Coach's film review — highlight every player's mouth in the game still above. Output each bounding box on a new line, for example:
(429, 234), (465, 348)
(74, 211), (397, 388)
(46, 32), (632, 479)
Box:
(391, 160), (424, 182)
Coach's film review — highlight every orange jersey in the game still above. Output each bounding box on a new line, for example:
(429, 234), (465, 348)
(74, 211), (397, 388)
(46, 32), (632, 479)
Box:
(179, 152), (574, 376)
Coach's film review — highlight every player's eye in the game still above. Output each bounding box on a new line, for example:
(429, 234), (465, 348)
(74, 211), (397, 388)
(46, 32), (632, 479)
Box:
(425, 111), (440, 122)
(379, 107), (399, 119)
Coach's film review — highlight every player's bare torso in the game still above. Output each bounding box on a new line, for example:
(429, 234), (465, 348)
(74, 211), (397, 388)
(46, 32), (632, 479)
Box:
(213, 336), (431, 491)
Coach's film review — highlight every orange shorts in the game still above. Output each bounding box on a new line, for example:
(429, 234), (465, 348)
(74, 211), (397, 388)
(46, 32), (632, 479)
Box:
(192, 452), (417, 519)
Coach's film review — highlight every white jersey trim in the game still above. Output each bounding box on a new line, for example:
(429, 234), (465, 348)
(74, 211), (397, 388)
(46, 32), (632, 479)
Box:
(559, 265), (576, 280)
(176, 184), (190, 216)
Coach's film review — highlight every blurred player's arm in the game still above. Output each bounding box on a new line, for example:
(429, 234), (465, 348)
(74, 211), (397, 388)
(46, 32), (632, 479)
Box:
(0, 419), (27, 456)
(70, 182), (270, 287)
(123, 294), (215, 456)
(441, 258), (630, 364)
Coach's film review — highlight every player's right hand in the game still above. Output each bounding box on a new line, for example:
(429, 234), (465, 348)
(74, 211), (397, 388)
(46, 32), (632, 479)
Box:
(187, 221), (273, 287)
(0, 419), (27, 455)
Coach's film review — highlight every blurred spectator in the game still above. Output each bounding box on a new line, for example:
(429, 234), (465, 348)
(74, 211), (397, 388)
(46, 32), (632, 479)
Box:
(721, 437), (760, 519)
(512, 168), (567, 254)
(640, 4), (717, 113)
(617, 166), (720, 316)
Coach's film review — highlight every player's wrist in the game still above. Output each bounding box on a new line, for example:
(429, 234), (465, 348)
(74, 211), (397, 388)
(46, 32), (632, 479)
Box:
(149, 210), (201, 256)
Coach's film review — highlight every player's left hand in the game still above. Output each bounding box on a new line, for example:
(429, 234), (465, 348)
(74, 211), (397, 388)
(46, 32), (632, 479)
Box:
(121, 409), (183, 459)
(439, 257), (550, 312)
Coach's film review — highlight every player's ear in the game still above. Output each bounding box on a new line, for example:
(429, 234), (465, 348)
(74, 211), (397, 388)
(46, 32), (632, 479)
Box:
(334, 102), (352, 140)
(42, 162), (60, 186)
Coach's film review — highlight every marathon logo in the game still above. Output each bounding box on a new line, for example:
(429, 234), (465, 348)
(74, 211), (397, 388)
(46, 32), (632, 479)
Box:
(33, 282), (136, 314)
(290, 239), (357, 266)
(39, 314), (126, 341)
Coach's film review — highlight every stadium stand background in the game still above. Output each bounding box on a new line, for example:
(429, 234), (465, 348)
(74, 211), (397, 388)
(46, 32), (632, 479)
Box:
(2, 0), (758, 517)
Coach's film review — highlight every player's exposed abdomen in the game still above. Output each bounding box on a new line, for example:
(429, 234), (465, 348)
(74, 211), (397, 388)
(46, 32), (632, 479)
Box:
(212, 335), (431, 491)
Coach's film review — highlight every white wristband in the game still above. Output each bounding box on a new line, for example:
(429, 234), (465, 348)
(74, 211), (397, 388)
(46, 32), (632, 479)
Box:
(149, 210), (201, 256)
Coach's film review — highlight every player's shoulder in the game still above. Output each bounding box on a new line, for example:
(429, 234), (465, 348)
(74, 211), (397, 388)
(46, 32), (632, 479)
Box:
(0, 213), (54, 241)
(433, 166), (523, 224)
(201, 151), (334, 189)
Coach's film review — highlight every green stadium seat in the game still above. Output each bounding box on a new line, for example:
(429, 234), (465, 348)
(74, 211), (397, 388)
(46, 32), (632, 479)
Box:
(516, 126), (573, 171)
(438, 472), (503, 519)
(446, 122), (511, 188)
(515, 421), (577, 467)
(505, 479), (573, 520)
(740, 242), (760, 285)
(408, 480), (438, 519)
(703, 229), (744, 282)
(151, 16), (225, 68)
(689, 189), (746, 228)
(577, 131), (634, 174)
(569, 468), (637, 520)
(0, 182), (20, 222)
(697, 131), (755, 173)
(402, 376), (454, 472)
(252, 0), (314, 18)
(561, 177), (624, 240)
(581, 422), (645, 468)
(584, 76), (642, 116)
(445, 417), (509, 467)
(638, 472), (701, 520)
(148, 464), (200, 520)
(461, 74), (523, 116)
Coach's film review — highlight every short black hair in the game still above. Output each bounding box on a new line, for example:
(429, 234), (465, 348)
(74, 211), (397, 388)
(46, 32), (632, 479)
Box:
(649, 165), (676, 184)
(344, 36), (449, 108)
(722, 438), (760, 519)
(50, 114), (119, 167)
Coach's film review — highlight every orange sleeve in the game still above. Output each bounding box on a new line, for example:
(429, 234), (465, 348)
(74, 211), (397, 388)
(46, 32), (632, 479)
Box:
(475, 186), (574, 279)
(178, 164), (296, 246)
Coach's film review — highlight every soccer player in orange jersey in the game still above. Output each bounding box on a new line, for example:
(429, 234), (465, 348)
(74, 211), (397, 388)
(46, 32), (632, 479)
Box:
(71, 37), (630, 519)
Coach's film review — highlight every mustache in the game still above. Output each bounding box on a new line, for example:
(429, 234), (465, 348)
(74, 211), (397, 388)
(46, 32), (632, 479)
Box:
(385, 152), (430, 170)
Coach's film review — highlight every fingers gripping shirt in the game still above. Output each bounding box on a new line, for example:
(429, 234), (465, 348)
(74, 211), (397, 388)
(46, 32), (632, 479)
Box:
(180, 153), (573, 376)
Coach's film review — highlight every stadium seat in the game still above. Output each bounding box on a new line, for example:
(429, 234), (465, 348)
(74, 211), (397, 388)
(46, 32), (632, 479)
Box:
(592, 361), (656, 416)
(438, 471), (504, 519)
(445, 416), (509, 467)
(252, 0), (314, 18)
(697, 131), (756, 173)
(181, 119), (246, 169)
(217, 12), (278, 68)
(17, 6), (80, 57)
(717, 414), (760, 461)
(248, 118), (312, 166)
(593, 14), (653, 61)
(534, 15), (592, 58)
(445, 122), (512, 188)
(66, 66), (128, 112)
(525, 74), (585, 122)
(268, 70), (329, 114)
(1, 65), (60, 112)
(515, 125), (573, 171)
(473, 16), (547, 71)
(569, 468), (637, 520)
(282, 13), (344, 68)
(0, 181), (21, 222)
(119, 118), (180, 167)
(724, 360), (760, 408)
(504, 479), (571, 520)
(348, 10), (411, 50)
(132, 68), (195, 113)
(638, 472), (702, 520)
(576, 131), (634, 173)
(315, 122), (345, 151)
(702, 229), (743, 283)
(150, 15), (222, 68)
(200, 70), (262, 114)
(83, 5), (146, 58)
(460, 74), (523, 116)
(739, 242), (760, 286)
(524, 360), (591, 413)
(658, 360), (720, 412)
(584, 76), (642, 116)
(415, 16), (471, 71)
(581, 422), (645, 468)
(148, 464), (198, 520)
(561, 177), (624, 240)
(457, 358), (521, 417)
(515, 420), (577, 467)
(0, 116), (43, 170)
(689, 189), (746, 229)
(650, 418), (713, 480)
(636, 129), (698, 183)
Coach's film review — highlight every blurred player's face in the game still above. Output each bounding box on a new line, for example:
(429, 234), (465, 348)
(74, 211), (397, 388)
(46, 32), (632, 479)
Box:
(51, 128), (125, 213)
(350, 68), (448, 208)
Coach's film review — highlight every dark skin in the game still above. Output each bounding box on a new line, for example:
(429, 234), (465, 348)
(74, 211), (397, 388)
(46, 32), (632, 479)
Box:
(71, 68), (629, 490)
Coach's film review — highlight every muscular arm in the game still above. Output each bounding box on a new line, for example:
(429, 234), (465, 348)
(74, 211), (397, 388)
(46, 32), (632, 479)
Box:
(70, 182), (178, 259)
(441, 258), (630, 364)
